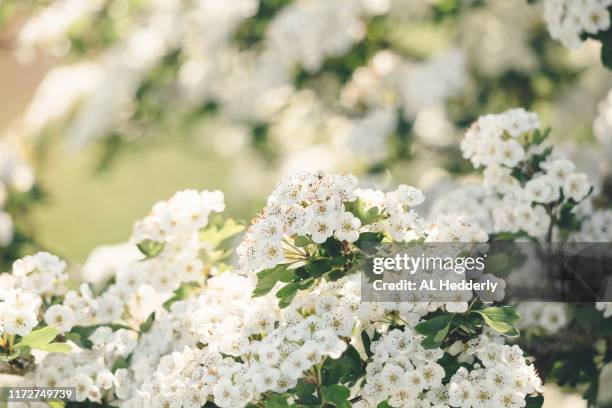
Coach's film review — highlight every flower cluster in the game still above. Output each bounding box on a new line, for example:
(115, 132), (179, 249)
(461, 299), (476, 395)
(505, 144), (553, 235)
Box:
(237, 171), (425, 274)
(459, 108), (592, 239)
(543, 0), (612, 49)
(0, 252), (67, 337)
(26, 328), (137, 402)
(0, 288), (40, 337)
(461, 108), (540, 169)
(364, 330), (542, 407)
(123, 189), (225, 294)
(1, 169), (547, 408)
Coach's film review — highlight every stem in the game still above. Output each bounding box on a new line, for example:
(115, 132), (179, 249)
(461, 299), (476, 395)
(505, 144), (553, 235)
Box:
(8, 335), (14, 354)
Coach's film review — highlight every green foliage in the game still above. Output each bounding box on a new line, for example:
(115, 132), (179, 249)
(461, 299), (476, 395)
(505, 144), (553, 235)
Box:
(345, 198), (384, 226)
(321, 385), (351, 408)
(252, 264), (293, 297)
(14, 326), (70, 354)
(139, 313), (156, 334)
(475, 306), (520, 337)
(200, 218), (245, 248)
(415, 313), (454, 349)
(321, 345), (365, 387)
(136, 239), (165, 259)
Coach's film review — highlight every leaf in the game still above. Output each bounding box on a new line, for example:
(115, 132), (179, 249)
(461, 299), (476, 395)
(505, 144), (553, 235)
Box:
(139, 313), (156, 333)
(200, 219), (245, 248)
(112, 355), (132, 373)
(253, 264), (289, 297)
(305, 259), (331, 278)
(361, 330), (373, 358)
(136, 239), (165, 259)
(36, 342), (72, 353)
(321, 385), (350, 408)
(15, 326), (59, 349)
(525, 396), (544, 408)
(346, 198), (381, 225)
(355, 232), (384, 249)
(415, 314), (453, 336)
(321, 345), (364, 386)
(475, 306), (520, 336)
(294, 235), (312, 247)
(265, 394), (290, 408)
(415, 313), (454, 349)
(276, 282), (299, 298)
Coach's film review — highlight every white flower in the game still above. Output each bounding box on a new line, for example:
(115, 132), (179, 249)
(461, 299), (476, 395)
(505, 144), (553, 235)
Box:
(3, 309), (38, 336)
(542, 159), (574, 184)
(74, 373), (94, 402)
(525, 176), (560, 203)
(44, 304), (75, 332)
(493, 387), (526, 408)
(562, 172), (590, 202)
(335, 212), (361, 242)
(448, 379), (475, 407)
(310, 216), (337, 244)
(96, 370), (115, 390)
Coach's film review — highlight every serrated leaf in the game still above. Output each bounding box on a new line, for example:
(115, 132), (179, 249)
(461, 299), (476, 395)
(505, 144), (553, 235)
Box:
(252, 264), (289, 297)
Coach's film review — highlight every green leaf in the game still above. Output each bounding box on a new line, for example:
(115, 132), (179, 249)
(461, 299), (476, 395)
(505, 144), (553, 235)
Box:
(112, 355), (132, 373)
(415, 313), (453, 337)
(294, 235), (312, 247)
(346, 198), (381, 225)
(136, 239), (165, 259)
(15, 326), (59, 349)
(321, 385), (350, 408)
(276, 282), (299, 298)
(415, 313), (454, 349)
(200, 219), (245, 248)
(305, 259), (331, 278)
(525, 395), (544, 408)
(355, 232), (384, 249)
(475, 306), (520, 336)
(139, 313), (156, 333)
(36, 342), (72, 353)
(253, 264), (289, 297)
(361, 330), (373, 358)
(321, 345), (364, 386)
(265, 393), (290, 408)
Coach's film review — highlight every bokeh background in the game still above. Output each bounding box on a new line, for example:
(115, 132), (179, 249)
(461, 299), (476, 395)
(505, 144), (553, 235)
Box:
(1, 1), (612, 404)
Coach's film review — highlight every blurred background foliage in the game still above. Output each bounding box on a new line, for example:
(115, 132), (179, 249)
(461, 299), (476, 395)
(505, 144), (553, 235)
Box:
(0, 0), (610, 264)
